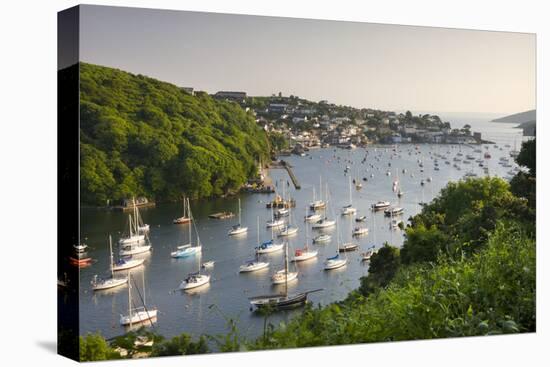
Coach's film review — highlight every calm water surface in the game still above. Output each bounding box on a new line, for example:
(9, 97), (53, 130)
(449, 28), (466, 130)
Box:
(77, 119), (525, 342)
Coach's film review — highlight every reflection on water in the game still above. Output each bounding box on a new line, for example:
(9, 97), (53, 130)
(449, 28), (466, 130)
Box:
(78, 120), (525, 341)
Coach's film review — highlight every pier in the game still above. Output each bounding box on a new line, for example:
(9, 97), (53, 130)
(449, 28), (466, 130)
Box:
(280, 160), (301, 190)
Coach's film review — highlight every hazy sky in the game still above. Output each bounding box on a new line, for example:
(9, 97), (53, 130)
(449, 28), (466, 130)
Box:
(79, 5), (536, 115)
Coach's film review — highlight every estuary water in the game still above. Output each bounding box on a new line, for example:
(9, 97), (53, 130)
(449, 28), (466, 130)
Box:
(77, 118), (525, 342)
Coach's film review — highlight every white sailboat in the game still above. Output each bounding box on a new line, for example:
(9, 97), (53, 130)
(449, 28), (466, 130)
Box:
(91, 235), (129, 291)
(272, 242), (298, 284)
(278, 206), (298, 237)
(179, 231), (210, 290)
(173, 196), (192, 224)
(118, 214), (145, 245)
(313, 234), (331, 243)
(133, 198), (150, 234)
(312, 185), (336, 229)
(119, 272), (157, 326)
(309, 176), (326, 210)
(324, 218), (348, 270)
(240, 217), (271, 272)
(171, 199), (202, 258)
(228, 198), (248, 236)
(266, 206), (285, 228)
(119, 212), (152, 256)
(292, 210), (318, 262)
(256, 217), (284, 254)
(341, 176), (357, 215)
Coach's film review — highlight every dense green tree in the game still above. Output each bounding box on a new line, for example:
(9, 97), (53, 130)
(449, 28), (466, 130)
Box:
(358, 243), (401, 296)
(511, 138), (536, 208)
(401, 224), (449, 264)
(79, 333), (119, 361)
(151, 334), (208, 356)
(76, 62), (270, 204)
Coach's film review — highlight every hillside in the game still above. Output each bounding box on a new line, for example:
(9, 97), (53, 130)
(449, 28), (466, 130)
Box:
(77, 62), (270, 205)
(491, 109), (535, 124)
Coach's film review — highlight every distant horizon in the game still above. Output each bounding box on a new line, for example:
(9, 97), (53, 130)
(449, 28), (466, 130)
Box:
(76, 60), (530, 119)
(78, 5), (536, 116)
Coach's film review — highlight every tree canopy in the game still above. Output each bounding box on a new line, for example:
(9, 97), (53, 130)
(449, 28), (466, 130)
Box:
(77, 63), (270, 205)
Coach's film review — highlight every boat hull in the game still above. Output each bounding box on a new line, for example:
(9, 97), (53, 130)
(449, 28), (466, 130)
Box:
(92, 277), (128, 291)
(179, 274), (211, 290)
(119, 244), (151, 257)
(120, 309), (158, 326)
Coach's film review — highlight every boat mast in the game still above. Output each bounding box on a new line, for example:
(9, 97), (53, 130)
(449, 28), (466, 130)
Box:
(305, 207), (308, 250)
(128, 214), (133, 237)
(109, 235), (114, 278)
(142, 270), (146, 308)
(348, 175), (352, 205)
(284, 242), (288, 297)
(238, 198), (242, 225)
(133, 197), (138, 235)
(128, 272), (133, 328)
(188, 198), (192, 246)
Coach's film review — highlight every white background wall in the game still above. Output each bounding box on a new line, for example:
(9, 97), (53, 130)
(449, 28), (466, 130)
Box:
(0, 0), (547, 366)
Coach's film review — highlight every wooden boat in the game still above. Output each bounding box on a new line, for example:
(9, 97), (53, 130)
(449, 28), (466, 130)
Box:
(173, 197), (192, 224)
(339, 242), (359, 252)
(208, 211), (234, 219)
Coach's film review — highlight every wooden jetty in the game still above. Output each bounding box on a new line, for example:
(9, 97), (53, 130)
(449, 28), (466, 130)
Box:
(208, 212), (235, 220)
(280, 160), (301, 190)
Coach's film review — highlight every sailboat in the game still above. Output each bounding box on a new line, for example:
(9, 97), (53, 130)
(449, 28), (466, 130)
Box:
(361, 245), (378, 261)
(179, 231), (210, 290)
(313, 234), (331, 243)
(171, 198), (202, 258)
(324, 218), (348, 270)
(173, 196), (192, 224)
(278, 206), (298, 237)
(256, 217), (284, 254)
(119, 211), (152, 256)
(240, 217), (271, 272)
(228, 198), (248, 236)
(132, 198), (150, 234)
(292, 208), (318, 262)
(271, 242), (298, 284)
(119, 272), (158, 326)
(312, 185), (336, 229)
(305, 187), (322, 222)
(91, 235), (129, 291)
(361, 211), (378, 261)
(341, 176), (357, 215)
(249, 244), (322, 310)
(118, 214), (145, 245)
(266, 206), (285, 228)
(309, 176), (326, 210)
